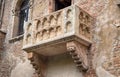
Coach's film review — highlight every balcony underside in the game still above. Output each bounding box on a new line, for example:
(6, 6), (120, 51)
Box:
(23, 35), (92, 56)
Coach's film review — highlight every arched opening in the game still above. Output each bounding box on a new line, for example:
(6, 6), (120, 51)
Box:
(17, 0), (29, 36)
(11, 0), (30, 37)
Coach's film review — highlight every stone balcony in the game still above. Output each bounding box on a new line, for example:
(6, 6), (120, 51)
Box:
(23, 5), (94, 56)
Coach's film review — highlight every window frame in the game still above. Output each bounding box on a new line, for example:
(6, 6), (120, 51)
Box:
(17, 0), (29, 36)
(0, 0), (5, 28)
(10, 0), (31, 40)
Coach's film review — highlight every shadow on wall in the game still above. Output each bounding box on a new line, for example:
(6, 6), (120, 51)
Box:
(10, 59), (34, 77)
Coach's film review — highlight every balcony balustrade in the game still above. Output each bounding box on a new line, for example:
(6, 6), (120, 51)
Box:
(23, 5), (94, 56)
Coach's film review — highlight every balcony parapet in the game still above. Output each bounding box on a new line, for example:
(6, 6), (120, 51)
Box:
(23, 5), (94, 72)
(23, 5), (94, 56)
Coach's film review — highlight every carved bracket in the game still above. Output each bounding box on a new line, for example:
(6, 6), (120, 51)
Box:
(85, 69), (97, 77)
(67, 41), (89, 72)
(28, 52), (47, 77)
(28, 52), (41, 77)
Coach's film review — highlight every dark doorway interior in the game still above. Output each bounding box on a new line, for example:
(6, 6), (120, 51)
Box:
(55, 0), (71, 11)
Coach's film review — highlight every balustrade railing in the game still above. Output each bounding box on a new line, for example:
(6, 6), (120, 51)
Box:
(23, 5), (94, 56)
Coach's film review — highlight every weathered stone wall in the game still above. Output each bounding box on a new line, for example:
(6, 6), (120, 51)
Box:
(32, 0), (49, 19)
(0, 0), (52, 77)
(46, 54), (83, 77)
(94, 1), (120, 76)
(0, 0), (120, 77)
(0, 0), (36, 77)
(76, 0), (120, 77)
(0, 0), (11, 32)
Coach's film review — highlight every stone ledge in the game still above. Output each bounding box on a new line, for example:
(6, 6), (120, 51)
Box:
(0, 29), (6, 35)
(9, 34), (24, 43)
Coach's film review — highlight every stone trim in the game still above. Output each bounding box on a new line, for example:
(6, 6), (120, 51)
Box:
(29, 53), (41, 77)
(28, 52), (46, 77)
(9, 34), (24, 43)
(0, 29), (6, 34)
(0, 0), (5, 28)
(10, 0), (32, 38)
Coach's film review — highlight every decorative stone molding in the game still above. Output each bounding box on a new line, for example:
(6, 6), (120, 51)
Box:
(28, 52), (42, 77)
(28, 52), (47, 77)
(10, 0), (31, 38)
(85, 69), (97, 77)
(67, 41), (89, 72)
(9, 34), (23, 43)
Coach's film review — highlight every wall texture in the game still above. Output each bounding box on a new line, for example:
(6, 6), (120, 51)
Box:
(0, 0), (120, 77)
(46, 54), (83, 77)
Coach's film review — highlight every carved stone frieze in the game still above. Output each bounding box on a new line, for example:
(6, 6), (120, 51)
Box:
(79, 10), (93, 39)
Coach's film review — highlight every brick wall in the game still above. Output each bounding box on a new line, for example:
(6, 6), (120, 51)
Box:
(0, 0), (120, 77)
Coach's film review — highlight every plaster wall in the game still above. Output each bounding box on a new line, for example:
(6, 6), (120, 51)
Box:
(46, 54), (83, 77)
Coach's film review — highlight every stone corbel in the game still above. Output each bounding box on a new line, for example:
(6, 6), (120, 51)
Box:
(28, 52), (41, 77)
(85, 69), (97, 77)
(67, 41), (89, 72)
